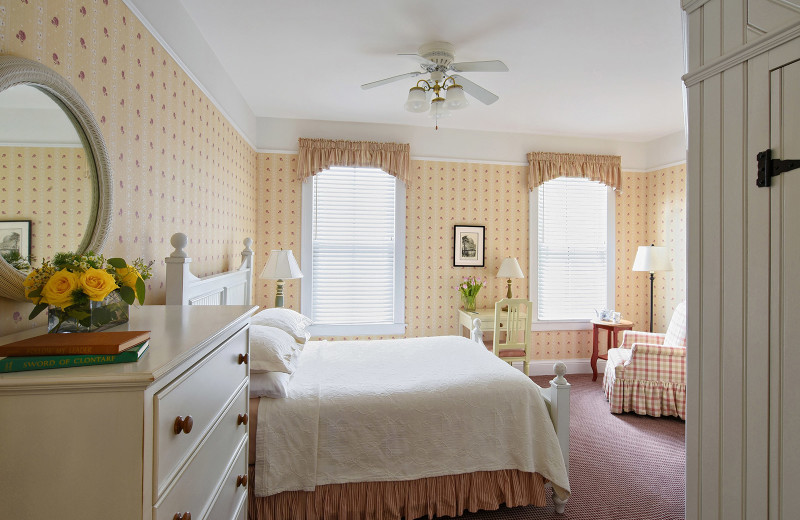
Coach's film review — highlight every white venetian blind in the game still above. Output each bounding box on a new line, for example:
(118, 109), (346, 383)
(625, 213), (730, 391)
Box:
(537, 177), (608, 320)
(311, 167), (396, 324)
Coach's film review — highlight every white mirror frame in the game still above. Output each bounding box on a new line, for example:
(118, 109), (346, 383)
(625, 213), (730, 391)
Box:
(0, 56), (112, 301)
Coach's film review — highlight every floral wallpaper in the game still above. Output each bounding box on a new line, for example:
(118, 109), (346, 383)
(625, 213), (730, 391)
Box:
(0, 0), (258, 333)
(256, 155), (687, 359)
(0, 0), (686, 360)
(0, 146), (91, 261)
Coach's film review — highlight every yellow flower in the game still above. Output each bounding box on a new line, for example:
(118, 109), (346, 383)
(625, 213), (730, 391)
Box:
(79, 268), (119, 302)
(115, 264), (142, 298)
(23, 269), (39, 301)
(41, 269), (80, 309)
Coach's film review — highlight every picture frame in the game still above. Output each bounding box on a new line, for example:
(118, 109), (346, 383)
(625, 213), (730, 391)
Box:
(0, 220), (32, 262)
(453, 225), (485, 267)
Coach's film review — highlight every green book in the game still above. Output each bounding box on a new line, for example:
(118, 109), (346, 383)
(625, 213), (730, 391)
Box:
(0, 340), (149, 373)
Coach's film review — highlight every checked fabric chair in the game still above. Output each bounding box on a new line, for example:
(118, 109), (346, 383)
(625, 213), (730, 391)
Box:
(603, 301), (687, 419)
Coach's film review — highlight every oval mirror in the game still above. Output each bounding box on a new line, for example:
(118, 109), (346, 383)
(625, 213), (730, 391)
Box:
(0, 56), (112, 301)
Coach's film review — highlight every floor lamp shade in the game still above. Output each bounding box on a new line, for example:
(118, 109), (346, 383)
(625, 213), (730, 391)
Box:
(497, 257), (525, 299)
(260, 249), (303, 308)
(632, 245), (672, 332)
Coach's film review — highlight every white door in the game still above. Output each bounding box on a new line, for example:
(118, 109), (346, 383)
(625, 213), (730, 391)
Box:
(768, 58), (800, 519)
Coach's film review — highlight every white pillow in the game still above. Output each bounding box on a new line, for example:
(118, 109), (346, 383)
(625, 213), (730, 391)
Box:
(250, 371), (290, 398)
(251, 308), (312, 343)
(249, 325), (299, 374)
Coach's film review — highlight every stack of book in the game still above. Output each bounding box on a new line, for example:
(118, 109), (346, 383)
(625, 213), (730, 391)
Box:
(0, 331), (150, 373)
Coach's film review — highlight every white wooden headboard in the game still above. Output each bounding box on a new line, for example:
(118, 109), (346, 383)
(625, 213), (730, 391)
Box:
(165, 232), (254, 306)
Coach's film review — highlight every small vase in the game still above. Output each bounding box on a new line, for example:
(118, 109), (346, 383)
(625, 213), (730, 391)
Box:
(48, 290), (130, 333)
(461, 293), (477, 312)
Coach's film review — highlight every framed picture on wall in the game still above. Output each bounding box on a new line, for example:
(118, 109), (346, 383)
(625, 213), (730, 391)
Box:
(0, 220), (31, 263)
(453, 225), (485, 267)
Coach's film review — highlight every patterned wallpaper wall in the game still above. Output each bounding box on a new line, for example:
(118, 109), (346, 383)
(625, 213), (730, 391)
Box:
(615, 164), (687, 333)
(1, 146), (91, 260)
(0, 0), (258, 333)
(256, 154), (687, 359)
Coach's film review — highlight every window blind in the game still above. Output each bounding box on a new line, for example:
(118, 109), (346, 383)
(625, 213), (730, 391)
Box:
(537, 177), (608, 320)
(311, 167), (396, 325)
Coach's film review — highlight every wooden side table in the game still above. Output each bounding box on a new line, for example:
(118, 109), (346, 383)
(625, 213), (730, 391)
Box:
(591, 318), (634, 381)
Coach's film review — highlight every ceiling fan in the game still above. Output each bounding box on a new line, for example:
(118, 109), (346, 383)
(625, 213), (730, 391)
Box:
(361, 41), (508, 127)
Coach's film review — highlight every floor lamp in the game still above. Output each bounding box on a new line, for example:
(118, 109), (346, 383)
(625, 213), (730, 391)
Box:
(632, 245), (672, 332)
(260, 249), (303, 308)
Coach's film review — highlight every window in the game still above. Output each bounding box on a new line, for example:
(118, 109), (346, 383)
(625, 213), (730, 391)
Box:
(530, 177), (614, 325)
(301, 167), (406, 336)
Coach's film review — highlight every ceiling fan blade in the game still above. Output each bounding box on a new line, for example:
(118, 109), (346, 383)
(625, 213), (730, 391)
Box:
(451, 75), (499, 105)
(450, 60), (509, 73)
(398, 53), (436, 68)
(361, 71), (424, 90)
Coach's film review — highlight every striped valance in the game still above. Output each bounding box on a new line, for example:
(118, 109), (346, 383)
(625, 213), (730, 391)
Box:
(297, 138), (410, 185)
(527, 152), (622, 191)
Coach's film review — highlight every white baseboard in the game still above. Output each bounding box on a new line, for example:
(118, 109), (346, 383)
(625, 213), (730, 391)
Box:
(508, 358), (601, 377)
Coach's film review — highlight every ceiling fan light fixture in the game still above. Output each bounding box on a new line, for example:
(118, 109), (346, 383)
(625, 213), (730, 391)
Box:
(445, 84), (468, 110)
(429, 96), (449, 119)
(404, 86), (428, 113)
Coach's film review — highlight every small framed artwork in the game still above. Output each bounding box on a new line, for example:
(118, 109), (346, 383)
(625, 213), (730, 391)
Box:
(0, 220), (32, 261)
(453, 225), (485, 267)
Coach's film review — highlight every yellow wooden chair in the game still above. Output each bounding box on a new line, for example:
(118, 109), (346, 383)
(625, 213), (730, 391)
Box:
(492, 298), (534, 375)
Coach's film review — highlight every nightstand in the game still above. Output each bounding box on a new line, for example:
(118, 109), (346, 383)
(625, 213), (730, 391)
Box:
(591, 318), (634, 381)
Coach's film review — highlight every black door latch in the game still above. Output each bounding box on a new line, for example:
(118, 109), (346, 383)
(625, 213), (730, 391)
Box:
(757, 149), (800, 187)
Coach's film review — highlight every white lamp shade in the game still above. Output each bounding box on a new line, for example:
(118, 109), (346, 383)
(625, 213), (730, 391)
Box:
(632, 245), (672, 273)
(497, 257), (525, 279)
(404, 87), (428, 113)
(260, 249), (303, 280)
(445, 85), (468, 110)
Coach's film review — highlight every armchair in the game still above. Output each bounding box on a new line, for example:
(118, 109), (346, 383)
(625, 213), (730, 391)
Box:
(603, 301), (687, 419)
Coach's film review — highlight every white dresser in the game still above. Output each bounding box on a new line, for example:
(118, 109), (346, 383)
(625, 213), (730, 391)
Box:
(0, 304), (257, 520)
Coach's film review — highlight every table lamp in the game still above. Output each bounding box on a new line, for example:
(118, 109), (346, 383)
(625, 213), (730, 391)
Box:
(497, 257), (525, 299)
(632, 244), (672, 332)
(260, 249), (303, 308)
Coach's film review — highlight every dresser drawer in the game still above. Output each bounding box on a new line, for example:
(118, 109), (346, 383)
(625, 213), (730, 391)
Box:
(153, 383), (249, 520)
(206, 440), (248, 520)
(154, 325), (249, 494)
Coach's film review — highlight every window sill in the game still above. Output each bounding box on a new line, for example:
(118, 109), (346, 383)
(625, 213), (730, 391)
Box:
(308, 323), (407, 337)
(531, 320), (592, 331)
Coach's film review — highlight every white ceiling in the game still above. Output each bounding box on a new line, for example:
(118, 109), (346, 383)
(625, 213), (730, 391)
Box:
(148, 0), (685, 143)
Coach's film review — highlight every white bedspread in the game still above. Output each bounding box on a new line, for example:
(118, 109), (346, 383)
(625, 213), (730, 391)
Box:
(255, 336), (570, 500)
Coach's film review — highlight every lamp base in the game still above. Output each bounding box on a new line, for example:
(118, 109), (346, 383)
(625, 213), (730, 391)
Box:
(274, 279), (285, 308)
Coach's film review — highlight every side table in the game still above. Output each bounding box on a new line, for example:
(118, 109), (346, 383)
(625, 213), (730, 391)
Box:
(591, 318), (634, 381)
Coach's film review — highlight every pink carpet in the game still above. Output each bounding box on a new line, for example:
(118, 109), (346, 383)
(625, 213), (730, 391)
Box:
(438, 373), (685, 520)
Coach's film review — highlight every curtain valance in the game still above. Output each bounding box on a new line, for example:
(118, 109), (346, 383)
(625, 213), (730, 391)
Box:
(527, 151), (622, 191)
(297, 138), (410, 185)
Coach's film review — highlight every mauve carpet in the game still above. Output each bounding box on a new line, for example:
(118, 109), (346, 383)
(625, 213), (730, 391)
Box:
(438, 373), (686, 520)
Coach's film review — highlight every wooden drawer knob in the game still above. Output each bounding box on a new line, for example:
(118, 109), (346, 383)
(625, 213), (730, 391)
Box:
(237, 413), (248, 426)
(238, 353), (249, 365)
(172, 513), (191, 520)
(173, 415), (194, 435)
(236, 474), (248, 488)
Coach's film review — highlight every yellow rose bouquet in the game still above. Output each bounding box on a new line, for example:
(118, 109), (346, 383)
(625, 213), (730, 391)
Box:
(25, 252), (153, 333)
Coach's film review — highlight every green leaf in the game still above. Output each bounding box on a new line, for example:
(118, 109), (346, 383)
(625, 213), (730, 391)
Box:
(27, 288), (42, 299)
(135, 277), (146, 305)
(119, 285), (136, 305)
(28, 303), (48, 320)
(106, 257), (127, 269)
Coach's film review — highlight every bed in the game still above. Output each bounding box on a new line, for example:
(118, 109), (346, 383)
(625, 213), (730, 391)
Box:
(165, 232), (571, 518)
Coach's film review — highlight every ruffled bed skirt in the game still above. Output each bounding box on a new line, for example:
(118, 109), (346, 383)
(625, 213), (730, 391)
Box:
(247, 466), (549, 520)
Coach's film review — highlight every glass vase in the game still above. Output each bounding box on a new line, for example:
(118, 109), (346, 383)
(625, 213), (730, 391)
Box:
(47, 290), (130, 333)
(461, 293), (477, 312)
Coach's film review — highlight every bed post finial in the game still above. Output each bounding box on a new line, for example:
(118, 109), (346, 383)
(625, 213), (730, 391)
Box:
(470, 318), (483, 345)
(170, 232), (189, 258)
(241, 238), (254, 268)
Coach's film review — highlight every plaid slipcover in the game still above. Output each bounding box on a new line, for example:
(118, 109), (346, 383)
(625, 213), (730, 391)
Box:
(602, 303), (687, 420)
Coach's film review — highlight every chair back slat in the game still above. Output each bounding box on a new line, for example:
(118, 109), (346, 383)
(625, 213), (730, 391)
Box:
(492, 298), (534, 373)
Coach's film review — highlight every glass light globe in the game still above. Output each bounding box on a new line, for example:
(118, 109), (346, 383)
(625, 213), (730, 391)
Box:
(445, 85), (468, 110)
(404, 87), (428, 113)
(429, 96), (450, 119)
